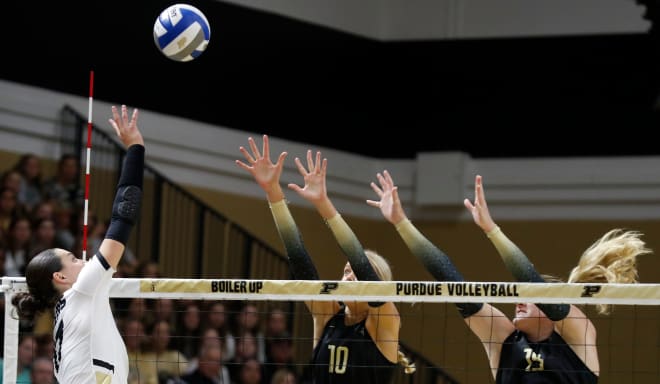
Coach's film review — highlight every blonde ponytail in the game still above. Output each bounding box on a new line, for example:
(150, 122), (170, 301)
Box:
(568, 229), (651, 314)
(397, 349), (416, 374)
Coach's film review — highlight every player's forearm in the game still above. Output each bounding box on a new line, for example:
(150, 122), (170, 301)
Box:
(325, 214), (380, 281)
(312, 196), (338, 221)
(396, 218), (483, 317)
(104, 144), (144, 268)
(486, 226), (544, 282)
(264, 182), (286, 204)
(105, 145), (144, 244)
(395, 219), (463, 281)
(270, 200), (319, 280)
(486, 226), (569, 320)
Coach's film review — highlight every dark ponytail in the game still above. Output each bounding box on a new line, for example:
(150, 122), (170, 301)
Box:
(11, 249), (62, 320)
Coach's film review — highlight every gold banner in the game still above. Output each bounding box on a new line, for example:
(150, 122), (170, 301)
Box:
(126, 279), (660, 305)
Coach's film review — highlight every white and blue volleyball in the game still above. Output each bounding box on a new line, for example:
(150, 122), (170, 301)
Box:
(153, 4), (211, 62)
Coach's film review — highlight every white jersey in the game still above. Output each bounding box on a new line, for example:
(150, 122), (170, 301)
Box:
(53, 255), (128, 384)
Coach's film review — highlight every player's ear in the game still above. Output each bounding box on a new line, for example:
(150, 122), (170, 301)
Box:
(52, 272), (66, 283)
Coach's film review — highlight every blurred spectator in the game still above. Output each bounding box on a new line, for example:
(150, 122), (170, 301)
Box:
(235, 302), (265, 362)
(53, 204), (76, 251)
(12, 153), (44, 212)
(83, 215), (137, 269)
(204, 301), (236, 362)
(270, 368), (298, 384)
(35, 333), (55, 360)
(176, 302), (203, 360)
(262, 331), (297, 384)
(184, 327), (232, 383)
(181, 343), (229, 384)
(42, 153), (83, 211)
(122, 318), (155, 384)
(29, 217), (61, 258)
(124, 297), (153, 327)
(235, 357), (263, 384)
(118, 257), (138, 277)
(0, 187), (26, 235)
(1, 169), (22, 195)
(227, 331), (259, 380)
(17, 334), (36, 382)
(30, 356), (55, 384)
(265, 307), (289, 340)
(153, 298), (177, 328)
(30, 200), (55, 222)
(144, 319), (188, 382)
(113, 295), (150, 328)
(4, 216), (32, 276)
(137, 260), (161, 278)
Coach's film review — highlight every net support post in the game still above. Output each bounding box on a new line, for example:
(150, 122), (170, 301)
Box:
(2, 276), (21, 384)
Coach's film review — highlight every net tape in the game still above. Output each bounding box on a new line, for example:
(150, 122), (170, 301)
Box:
(3, 277), (659, 305)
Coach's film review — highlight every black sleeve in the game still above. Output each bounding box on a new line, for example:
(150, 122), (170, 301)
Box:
(396, 219), (483, 318)
(324, 214), (380, 282)
(269, 200), (319, 280)
(105, 144), (144, 245)
(486, 226), (570, 321)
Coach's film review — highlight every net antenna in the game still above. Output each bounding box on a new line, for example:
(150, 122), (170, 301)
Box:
(82, 70), (94, 261)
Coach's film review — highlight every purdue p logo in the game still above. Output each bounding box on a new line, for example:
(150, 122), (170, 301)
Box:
(581, 285), (602, 297)
(320, 282), (339, 294)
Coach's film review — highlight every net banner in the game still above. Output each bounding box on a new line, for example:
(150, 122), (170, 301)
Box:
(122, 279), (660, 304)
(3, 277), (660, 304)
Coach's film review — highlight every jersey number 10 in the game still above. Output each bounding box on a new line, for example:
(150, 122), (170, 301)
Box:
(327, 345), (349, 374)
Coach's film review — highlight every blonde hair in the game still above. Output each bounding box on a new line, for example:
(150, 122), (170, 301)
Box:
(270, 368), (297, 384)
(397, 350), (416, 374)
(568, 229), (651, 314)
(364, 249), (392, 281)
(364, 250), (415, 373)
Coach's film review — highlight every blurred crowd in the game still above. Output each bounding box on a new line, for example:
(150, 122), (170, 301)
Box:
(1, 153), (300, 384)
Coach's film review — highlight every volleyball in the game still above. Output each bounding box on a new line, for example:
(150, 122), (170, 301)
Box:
(153, 4), (211, 62)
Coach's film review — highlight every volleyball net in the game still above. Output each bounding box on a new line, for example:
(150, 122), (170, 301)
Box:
(2, 277), (659, 383)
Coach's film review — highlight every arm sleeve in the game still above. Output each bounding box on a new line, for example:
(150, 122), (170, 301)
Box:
(269, 200), (319, 280)
(116, 144), (144, 188)
(396, 219), (483, 318)
(325, 214), (383, 307)
(325, 214), (380, 282)
(486, 226), (570, 321)
(105, 144), (144, 244)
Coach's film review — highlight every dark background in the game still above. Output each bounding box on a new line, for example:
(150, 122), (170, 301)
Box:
(2, 0), (659, 158)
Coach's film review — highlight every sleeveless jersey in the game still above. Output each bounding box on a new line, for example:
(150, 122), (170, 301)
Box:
(310, 309), (395, 384)
(496, 330), (598, 384)
(53, 255), (128, 384)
